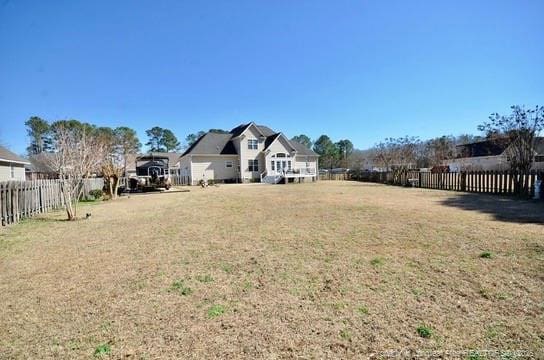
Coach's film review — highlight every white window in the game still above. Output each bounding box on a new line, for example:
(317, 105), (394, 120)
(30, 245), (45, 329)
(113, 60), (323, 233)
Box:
(271, 161), (275, 171)
(10, 164), (15, 178)
(248, 159), (259, 172)
(288, 161), (292, 170)
(225, 160), (233, 168)
(248, 139), (258, 150)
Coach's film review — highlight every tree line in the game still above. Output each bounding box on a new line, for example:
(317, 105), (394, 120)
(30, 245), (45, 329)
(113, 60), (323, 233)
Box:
(25, 117), (183, 155)
(359, 105), (543, 174)
(24, 117), (143, 219)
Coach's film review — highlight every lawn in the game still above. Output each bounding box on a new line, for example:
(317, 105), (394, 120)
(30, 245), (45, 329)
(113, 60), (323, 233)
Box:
(0, 181), (543, 359)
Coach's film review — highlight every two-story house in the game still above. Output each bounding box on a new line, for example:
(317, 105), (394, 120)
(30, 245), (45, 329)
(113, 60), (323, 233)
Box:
(178, 123), (319, 184)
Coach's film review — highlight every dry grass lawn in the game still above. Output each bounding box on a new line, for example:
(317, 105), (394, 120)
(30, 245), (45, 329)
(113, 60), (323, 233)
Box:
(0, 181), (543, 359)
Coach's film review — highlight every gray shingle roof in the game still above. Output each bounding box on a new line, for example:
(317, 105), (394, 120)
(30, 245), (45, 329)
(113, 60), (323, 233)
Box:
(180, 133), (236, 157)
(534, 137), (544, 155)
(264, 133), (282, 149)
(125, 152), (183, 171)
(0, 146), (30, 164)
(182, 123), (318, 157)
(255, 125), (276, 137)
(456, 137), (544, 157)
(229, 123), (253, 137)
(290, 140), (318, 156)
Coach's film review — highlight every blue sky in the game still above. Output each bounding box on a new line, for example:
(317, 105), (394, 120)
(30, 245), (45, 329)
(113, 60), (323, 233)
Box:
(1, 0), (543, 154)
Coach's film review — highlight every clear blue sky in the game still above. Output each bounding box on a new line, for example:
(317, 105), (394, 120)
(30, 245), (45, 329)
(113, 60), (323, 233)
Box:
(1, 0), (543, 154)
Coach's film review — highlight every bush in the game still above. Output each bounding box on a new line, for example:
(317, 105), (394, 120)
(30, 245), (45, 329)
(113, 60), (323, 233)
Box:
(89, 189), (103, 200)
(416, 325), (433, 338)
(94, 343), (111, 357)
(170, 280), (192, 296)
(207, 304), (225, 318)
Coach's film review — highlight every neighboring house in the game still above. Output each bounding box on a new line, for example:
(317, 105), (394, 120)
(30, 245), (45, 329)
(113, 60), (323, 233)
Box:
(178, 123), (319, 184)
(0, 145), (30, 181)
(125, 152), (182, 177)
(445, 137), (544, 171)
(26, 152), (58, 180)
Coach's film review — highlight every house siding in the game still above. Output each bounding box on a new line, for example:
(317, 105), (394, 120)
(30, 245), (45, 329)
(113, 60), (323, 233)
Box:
(238, 125), (266, 181)
(190, 155), (239, 185)
(0, 161), (26, 181)
(294, 155), (318, 172)
(446, 155), (544, 171)
(178, 155), (192, 181)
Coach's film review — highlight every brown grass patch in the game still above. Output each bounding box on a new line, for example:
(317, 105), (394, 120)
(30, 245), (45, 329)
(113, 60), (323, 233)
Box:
(0, 182), (543, 358)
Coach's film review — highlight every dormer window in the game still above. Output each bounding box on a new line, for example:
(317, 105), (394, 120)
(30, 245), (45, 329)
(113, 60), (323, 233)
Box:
(248, 139), (258, 150)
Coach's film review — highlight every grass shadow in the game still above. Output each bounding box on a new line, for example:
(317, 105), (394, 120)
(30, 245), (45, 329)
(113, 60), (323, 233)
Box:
(440, 193), (544, 224)
(27, 217), (71, 223)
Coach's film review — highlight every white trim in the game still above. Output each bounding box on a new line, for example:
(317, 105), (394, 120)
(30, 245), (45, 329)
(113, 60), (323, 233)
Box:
(0, 158), (30, 165)
(263, 133), (296, 154)
(232, 122), (266, 139)
(184, 154), (238, 157)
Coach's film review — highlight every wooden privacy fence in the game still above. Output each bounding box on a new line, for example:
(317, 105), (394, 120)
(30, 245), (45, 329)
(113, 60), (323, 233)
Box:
(319, 173), (349, 181)
(350, 170), (544, 198)
(0, 178), (104, 226)
(119, 175), (190, 187)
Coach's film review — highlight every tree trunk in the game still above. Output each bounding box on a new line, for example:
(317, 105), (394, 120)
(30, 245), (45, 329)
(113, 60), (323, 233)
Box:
(108, 177), (114, 199)
(61, 180), (76, 220)
(112, 176), (120, 199)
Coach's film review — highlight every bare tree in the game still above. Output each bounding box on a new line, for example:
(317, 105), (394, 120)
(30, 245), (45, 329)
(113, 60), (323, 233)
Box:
(374, 137), (420, 172)
(478, 105), (544, 172)
(95, 127), (122, 200)
(373, 141), (394, 171)
(425, 135), (456, 166)
(47, 121), (105, 220)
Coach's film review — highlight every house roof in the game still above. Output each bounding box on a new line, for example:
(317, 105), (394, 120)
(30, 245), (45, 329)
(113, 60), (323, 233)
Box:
(125, 152), (183, 171)
(534, 137), (544, 155)
(456, 137), (544, 158)
(456, 138), (510, 157)
(264, 133), (282, 149)
(27, 152), (56, 173)
(180, 133), (236, 157)
(255, 125), (276, 137)
(181, 123), (318, 157)
(0, 146), (30, 164)
(291, 140), (318, 156)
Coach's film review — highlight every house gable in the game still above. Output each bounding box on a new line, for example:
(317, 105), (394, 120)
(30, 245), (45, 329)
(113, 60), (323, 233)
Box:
(230, 122), (266, 139)
(264, 133), (296, 155)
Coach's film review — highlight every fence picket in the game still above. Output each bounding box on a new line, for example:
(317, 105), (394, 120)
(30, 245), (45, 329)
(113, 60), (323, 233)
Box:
(348, 169), (543, 200)
(0, 178), (104, 226)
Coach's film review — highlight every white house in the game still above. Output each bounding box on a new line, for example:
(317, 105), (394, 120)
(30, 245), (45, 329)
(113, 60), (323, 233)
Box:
(0, 146), (30, 181)
(178, 123), (319, 184)
(445, 137), (544, 171)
